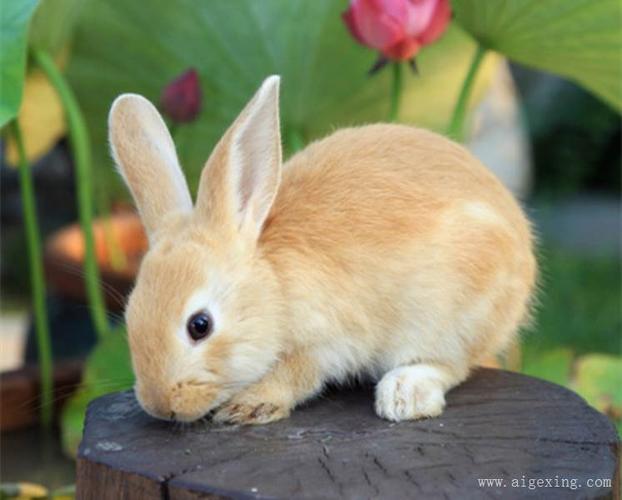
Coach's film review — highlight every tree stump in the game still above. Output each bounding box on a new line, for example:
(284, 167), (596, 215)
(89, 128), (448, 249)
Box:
(76, 369), (619, 499)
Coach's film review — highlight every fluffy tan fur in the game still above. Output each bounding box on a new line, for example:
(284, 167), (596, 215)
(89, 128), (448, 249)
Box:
(109, 76), (536, 424)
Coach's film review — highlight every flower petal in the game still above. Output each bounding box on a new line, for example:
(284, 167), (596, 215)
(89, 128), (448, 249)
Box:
(351, 0), (406, 50)
(418, 0), (451, 45)
(405, 0), (438, 37)
(342, 7), (366, 45)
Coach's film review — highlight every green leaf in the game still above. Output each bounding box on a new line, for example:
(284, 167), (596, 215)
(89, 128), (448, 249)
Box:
(0, 0), (40, 127)
(521, 347), (574, 387)
(61, 327), (133, 457)
(452, 0), (622, 111)
(66, 0), (498, 196)
(30, 0), (86, 55)
(573, 354), (622, 433)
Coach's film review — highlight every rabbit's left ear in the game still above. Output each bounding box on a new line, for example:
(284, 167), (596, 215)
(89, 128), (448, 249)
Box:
(195, 76), (282, 242)
(108, 93), (192, 241)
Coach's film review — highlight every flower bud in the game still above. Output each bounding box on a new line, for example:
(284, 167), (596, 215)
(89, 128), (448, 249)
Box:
(160, 69), (201, 123)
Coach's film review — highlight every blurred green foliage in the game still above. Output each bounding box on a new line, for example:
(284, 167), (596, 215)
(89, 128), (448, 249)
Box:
(29, 0), (84, 55)
(452, 0), (622, 110)
(0, 0), (39, 127)
(65, 0), (497, 198)
(573, 354), (622, 433)
(519, 76), (621, 197)
(0, 0), (84, 128)
(524, 245), (620, 356)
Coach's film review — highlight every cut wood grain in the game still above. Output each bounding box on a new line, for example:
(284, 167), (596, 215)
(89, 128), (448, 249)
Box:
(76, 368), (620, 499)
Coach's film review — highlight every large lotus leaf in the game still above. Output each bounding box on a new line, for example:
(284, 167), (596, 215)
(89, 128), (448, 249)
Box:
(67, 0), (498, 195)
(29, 0), (85, 55)
(0, 0), (39, 127)
(3, 0), (84, 164)
(452, 0), (622, 111)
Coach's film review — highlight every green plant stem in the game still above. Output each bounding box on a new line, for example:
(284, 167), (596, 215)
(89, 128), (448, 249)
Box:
(33, 49), (109, 340)
(388, 62), (403, 122)
(10, 120), (53, 428)
(447, 44), (487, 140)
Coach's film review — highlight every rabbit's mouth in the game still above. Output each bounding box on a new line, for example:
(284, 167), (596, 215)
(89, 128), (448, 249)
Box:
(135, 379), (226, 423)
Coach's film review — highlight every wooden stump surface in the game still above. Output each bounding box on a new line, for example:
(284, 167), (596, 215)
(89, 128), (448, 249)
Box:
(76, 368), (619, 499)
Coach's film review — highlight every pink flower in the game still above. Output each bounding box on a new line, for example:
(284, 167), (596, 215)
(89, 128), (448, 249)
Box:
(160, 69), (202, 123)
(342, 0), (451, 61)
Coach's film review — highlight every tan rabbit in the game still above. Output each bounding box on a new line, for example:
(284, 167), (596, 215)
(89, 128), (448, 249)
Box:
(108, 76), (536, 425)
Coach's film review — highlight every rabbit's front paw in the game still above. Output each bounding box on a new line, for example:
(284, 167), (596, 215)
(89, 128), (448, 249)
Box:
(213, 394), (290, 425)
(375, 365), (447, 422)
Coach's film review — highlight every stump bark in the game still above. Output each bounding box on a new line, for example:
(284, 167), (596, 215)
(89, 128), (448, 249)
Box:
(76, 368), (619, 499)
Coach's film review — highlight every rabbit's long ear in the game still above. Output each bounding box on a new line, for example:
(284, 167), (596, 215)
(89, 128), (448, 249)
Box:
(108, 94), (192, 240)
(195, 76), (282, 242)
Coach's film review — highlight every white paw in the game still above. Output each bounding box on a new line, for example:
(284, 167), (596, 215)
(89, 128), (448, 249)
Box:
(375, 365), (446, 422)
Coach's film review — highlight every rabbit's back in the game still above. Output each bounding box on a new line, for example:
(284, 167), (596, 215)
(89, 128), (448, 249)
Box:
(262, 124), (531, 253)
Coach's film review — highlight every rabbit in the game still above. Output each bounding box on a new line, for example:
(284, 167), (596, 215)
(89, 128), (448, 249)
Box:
(108, 75), (536, 425)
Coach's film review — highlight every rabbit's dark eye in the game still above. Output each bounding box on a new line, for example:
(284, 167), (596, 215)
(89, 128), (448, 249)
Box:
(187, 311), (213, 342)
